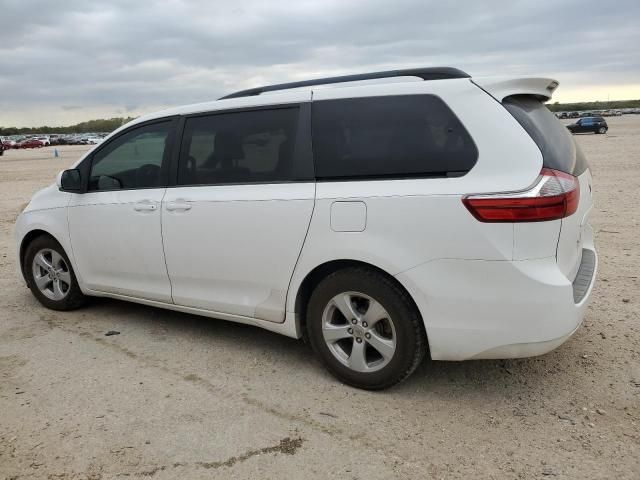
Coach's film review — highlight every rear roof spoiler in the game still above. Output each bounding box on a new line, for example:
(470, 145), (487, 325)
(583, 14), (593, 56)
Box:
(472, 76), (559, 102)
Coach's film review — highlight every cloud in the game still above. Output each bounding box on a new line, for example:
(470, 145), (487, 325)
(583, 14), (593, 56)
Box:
(2, 0), (639, 126)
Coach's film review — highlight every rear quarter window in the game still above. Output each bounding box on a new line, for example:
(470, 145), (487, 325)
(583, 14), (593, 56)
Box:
(503, 95), (588, 175)
(311, 95), (477, 180)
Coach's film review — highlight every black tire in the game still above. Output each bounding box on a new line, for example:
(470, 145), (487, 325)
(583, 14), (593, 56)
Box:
(597, 127), (607, 134)
(23, 235), (87, 311)
(306, 267), (426, 390)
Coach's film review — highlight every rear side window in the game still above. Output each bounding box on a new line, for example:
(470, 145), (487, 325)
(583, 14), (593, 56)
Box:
(503, 95), (588, 175)
(312, 95), (477, 180)
(178, 108), (301, 185)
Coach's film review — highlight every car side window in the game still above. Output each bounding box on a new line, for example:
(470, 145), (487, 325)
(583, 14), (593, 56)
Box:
(311, 95), (477, 180)
(178, 108), (299, 185)
(89, 122), (172, 191)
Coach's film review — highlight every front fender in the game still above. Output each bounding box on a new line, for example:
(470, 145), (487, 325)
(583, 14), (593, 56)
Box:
(15, 206), (84, 290)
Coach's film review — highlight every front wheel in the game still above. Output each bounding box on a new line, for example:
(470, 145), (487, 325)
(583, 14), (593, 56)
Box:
(307, 267), (426, 390)
(597, 126), (607, 134)
(24, 235), (87, 311)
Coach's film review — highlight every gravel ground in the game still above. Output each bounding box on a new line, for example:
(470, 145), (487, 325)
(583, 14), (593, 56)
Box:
(1, 118), (638, 479)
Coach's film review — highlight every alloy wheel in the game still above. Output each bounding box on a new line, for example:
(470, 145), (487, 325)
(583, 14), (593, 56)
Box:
(31, 248), (71, 301)
(321, 291), (396, 372)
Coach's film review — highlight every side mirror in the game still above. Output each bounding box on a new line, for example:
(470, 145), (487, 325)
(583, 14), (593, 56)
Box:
(58, 169), (82, 192)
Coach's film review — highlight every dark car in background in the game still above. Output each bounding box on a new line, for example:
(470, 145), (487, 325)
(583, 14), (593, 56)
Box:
(0, 140), (4, 156)
(567, 116), (608, 134)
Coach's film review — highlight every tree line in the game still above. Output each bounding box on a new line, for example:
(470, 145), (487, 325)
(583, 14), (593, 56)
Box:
(547, 99), (640, 112)
(0, 117), (136, 136)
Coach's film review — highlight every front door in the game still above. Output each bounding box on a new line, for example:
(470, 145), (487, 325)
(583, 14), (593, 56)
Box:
(579, 119), (591, 132)
(161, 105), (315, 321)
(68, 120), (176, 302)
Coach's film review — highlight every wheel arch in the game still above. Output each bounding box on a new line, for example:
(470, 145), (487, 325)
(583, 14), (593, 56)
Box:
(19, 229), (64, 281)
(292, 259), (426, 344)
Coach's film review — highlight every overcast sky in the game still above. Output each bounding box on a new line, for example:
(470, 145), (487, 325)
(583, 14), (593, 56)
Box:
(2, 0), (639, 127)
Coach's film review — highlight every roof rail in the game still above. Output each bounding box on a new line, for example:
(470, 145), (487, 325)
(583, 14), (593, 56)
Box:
(219, 67), (470, 100)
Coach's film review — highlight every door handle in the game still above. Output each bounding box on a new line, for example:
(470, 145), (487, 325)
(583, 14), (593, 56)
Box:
(133, 201), (158, 212)
(165, 201), (192, 211)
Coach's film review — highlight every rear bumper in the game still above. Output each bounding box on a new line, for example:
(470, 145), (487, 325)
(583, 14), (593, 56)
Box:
(396, 247), (597, 361)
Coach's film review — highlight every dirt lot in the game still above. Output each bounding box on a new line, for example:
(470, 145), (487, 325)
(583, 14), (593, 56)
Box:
(1, 118), (638, 479)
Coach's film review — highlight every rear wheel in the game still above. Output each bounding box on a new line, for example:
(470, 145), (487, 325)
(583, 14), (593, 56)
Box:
(307, 267), (426, 390)
(24, 235), (87, 311)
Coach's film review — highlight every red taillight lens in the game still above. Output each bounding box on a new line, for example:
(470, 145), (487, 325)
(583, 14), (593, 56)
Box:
(463, 168), (579, 222)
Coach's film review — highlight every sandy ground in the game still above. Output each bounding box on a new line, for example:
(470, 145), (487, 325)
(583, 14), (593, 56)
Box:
(0, 118), (638, 480)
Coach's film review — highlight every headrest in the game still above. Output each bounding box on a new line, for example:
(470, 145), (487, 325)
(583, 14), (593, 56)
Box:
(214, 131), (244, 160)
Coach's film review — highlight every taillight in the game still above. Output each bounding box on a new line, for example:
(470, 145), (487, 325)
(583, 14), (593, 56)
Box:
(462, 168), (579, 222)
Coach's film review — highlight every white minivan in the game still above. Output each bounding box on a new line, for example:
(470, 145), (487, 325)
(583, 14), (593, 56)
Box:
(15, 67), (597, 389)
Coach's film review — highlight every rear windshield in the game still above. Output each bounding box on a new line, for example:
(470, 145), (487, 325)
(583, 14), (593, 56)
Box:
(503, 95), (588, 175)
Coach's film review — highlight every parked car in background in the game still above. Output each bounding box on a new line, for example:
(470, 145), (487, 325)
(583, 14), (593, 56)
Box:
(18, 139), (45, 149)
(85, 136), (103, 145)
(57, 136), (77, 145)
(567, 116), (608, 134)
(0, 140), (4, 156)
(0, 138), (16, 151)
(15, 67), (597, 390)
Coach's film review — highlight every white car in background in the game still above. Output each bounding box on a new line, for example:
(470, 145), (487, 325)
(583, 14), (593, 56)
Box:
(14, 67), (597, 390)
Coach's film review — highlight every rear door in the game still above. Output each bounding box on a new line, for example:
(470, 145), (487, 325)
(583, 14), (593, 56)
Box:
(594, 117), (606, 131)
(161, 103), (315, 322)
(503, 96), (594, 281)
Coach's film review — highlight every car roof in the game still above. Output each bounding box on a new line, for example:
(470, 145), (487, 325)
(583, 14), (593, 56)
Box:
(99, 68), (559, 145)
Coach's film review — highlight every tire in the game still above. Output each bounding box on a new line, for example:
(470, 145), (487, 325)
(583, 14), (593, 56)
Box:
(23, 235), (87, 311)
(306, 267), (426, 390)
(597, 127), (607, 134)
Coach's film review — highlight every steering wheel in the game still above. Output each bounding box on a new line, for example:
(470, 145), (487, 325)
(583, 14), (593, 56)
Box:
(137, 163), (161, 187)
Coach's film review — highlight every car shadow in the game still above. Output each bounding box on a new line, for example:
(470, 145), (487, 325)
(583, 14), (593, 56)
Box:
(73, 296), (583, 398)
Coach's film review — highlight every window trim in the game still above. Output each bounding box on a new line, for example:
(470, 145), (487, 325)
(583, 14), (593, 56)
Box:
(168, 103), (314, 188)
(315, 171), (468, 183)
(310, 94), (478, 182)
(78, 116), (179, 193)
